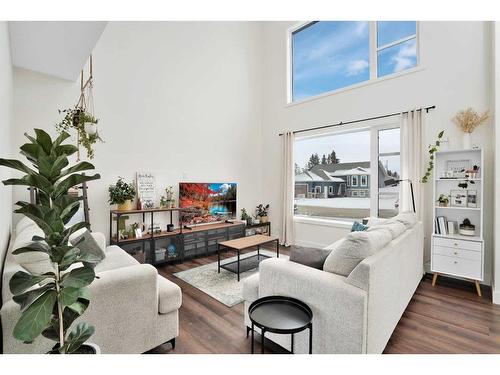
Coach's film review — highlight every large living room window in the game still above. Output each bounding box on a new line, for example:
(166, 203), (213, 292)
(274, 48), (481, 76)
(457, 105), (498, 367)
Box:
(294, 123), (400, 221)
(289, 21), (418, 102)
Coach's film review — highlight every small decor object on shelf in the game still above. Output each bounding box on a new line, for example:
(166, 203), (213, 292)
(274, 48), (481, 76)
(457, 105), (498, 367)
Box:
(130, 223), (140, 238)
(451, 108), (489, 149)
(167, 224), (175, 232)
(109, 177), (136, 211)
(459, 218), (476, 236)
(165, 186), (175, 208)
(160, 196), (168, 208)
(167, 244), (177, 258)
(447, 221), (456, 235)
(137, 172), (156, 209)
(450, 190), (467, 207)
(447, 159), (470, 178)
(437, 194), (449, 207)
(467, 190), (478, 208)
(256, 204), (270, 223)
(421, 130), (445, 183)
(241, 208), (253, 226)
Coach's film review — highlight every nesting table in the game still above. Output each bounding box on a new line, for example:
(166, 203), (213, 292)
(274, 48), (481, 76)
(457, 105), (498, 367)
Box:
(217, 234), (279, 281)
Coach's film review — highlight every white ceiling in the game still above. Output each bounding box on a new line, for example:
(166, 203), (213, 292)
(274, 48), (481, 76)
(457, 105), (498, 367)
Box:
(9, 21), (107, 81)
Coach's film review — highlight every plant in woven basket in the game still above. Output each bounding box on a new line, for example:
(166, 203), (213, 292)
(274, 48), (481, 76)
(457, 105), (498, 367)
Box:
(0, 129), (102, 353)
(451, 108), (489, 134)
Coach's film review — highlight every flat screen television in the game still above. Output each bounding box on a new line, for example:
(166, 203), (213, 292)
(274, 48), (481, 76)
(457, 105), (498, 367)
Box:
(179, 182), (237, 226)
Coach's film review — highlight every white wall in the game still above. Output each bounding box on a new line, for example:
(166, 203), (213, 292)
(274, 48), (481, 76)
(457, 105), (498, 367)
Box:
(0, 22), (13, 270)
(493, 23), (500, 303)
(12, 22), (264, 242)
(261, 21), (495, 284)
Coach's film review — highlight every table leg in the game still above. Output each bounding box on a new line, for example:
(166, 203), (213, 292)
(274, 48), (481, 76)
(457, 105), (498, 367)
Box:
(291, 332), (294, 354)
(261, 328), (265, 354)
(309, 323), (313, 354)
(276, 239), (279, 258)
(237, 250), (240, 282)
(217, 244), (220, 273)
(257, 245), (260, 260)
(251, 323), (255, 354)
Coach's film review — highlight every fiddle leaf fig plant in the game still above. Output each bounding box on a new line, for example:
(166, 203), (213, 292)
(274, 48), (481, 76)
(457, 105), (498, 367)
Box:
(0, 129), (102, 353)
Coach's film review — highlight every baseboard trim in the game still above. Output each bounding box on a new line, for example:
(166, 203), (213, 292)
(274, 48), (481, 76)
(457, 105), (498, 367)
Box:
(493, 285), (500, 305)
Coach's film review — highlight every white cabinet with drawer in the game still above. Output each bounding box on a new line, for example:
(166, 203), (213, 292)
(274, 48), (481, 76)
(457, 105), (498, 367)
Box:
(431, 149), (484, 296)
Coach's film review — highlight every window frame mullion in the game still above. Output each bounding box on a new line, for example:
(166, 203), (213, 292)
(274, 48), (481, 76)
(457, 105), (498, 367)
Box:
(369, 21), (377, 80)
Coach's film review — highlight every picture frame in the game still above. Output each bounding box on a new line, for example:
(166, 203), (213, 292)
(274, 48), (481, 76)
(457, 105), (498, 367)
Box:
(135, 228), (143, 238)
(446, 159), (471, 178)
(467, 190), (478, 208)
(450, 190), (467, 207)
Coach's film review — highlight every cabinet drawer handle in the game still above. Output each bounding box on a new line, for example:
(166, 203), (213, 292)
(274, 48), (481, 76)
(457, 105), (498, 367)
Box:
(454, 252), (458, 255)
(454, 243), (458, 246)
(454, 261), (458, 264)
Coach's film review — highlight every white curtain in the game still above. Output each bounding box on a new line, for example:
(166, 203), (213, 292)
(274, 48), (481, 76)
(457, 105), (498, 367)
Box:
(400, 109), (426, 220)
(280, 131), (295, 246)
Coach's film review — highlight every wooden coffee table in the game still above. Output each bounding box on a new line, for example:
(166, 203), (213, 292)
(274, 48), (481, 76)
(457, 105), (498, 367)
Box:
(217, 235), (279, 281)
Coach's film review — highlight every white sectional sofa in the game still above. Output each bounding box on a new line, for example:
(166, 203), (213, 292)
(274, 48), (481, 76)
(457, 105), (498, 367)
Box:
(1, 218), (182, 354)
(243, 213), (424, 354)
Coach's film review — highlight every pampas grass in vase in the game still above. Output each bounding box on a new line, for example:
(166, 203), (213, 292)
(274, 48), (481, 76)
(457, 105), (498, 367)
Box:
(451, 108), (489, 149)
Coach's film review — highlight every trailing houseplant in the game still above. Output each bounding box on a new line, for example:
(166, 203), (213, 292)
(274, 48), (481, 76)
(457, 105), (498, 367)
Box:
(108, 177), (136, 211)
(421, 130), (445, 183)
(56, 107), (103, 159)
(0, 129), (102, 353)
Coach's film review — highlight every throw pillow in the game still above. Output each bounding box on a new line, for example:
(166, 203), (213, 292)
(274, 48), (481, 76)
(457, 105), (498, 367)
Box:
(351, 221), (368, 232)
(393, 211), (417, 229)
(323, 229), (392, 277)
(70, 229), (106, 264)
(368, 220), (406, 239)
(289, 245), (332, 269)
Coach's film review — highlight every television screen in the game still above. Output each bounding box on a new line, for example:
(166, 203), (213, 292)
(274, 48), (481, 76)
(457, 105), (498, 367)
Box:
(179, 182), (237, 226)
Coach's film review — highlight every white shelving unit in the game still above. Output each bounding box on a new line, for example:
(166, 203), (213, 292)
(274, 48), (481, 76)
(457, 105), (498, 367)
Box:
(431, 149), (484, 296)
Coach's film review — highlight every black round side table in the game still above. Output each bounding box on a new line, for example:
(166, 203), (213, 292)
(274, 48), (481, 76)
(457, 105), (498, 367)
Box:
(248, 296), (313, 354)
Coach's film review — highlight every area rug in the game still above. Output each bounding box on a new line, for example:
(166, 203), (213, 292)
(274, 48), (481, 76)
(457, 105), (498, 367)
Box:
(173, 250), (287, 307)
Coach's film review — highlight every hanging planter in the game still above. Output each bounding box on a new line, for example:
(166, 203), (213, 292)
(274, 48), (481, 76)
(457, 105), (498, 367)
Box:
(54, 55), (103, 160)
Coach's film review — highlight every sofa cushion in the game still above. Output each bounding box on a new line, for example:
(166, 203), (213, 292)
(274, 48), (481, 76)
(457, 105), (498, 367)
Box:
(158, 276), (182, 314)
(15, 217), (37, 234)
(368, 221), (406, 239)
(289, 245), (332, 269)
(94, 246), (139, 273)
(12, 225), (53, 274)
(70, 229), (106, 264)
(323, 229), (392, 277)
(392, 211), (417, 229)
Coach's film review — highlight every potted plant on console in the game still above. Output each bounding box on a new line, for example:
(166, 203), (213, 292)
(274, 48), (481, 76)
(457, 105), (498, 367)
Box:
(241, 208), (253, 226)
(109, 177), (136, 211)
(0, 129), (103, 353)
(256, 204), (270, 223)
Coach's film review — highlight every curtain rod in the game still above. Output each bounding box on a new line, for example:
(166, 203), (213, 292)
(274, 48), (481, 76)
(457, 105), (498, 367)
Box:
(278, 105), (436, 136)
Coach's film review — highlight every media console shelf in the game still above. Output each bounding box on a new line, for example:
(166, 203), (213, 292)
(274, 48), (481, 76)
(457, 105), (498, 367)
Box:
(109, 207), (247, 266)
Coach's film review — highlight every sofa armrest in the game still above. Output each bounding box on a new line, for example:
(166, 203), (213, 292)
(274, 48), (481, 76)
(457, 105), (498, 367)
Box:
(242, 273), (259, 303)
(258, 258), (367, 353)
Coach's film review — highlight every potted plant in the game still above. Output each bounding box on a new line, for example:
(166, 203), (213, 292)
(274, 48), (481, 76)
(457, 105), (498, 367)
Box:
(56, 107), (103, 159)
(109, 177), (136, 211)
(256, 204), (270, 223)
(241, 208), (253, 226)
(451, 108), (489, 149)
(0, 129), (103, 353)
(165, 186), (175, 208)
(160, 196), (168, 208)
(437, 194), (449, 207)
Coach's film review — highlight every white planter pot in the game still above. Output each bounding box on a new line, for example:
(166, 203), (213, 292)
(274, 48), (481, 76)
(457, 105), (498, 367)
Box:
(84, 122), (97, 135)
(462, 132), (471, 149)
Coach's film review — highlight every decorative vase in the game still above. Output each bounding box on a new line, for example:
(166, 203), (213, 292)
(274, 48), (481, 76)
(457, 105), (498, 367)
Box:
(118, 199), (133, 211)
(259, 215), (268, 223)
(462, 132), (472, 149)
(84, 122), (97, 135)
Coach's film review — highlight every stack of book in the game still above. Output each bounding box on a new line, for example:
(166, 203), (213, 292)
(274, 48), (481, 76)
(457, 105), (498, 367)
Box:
(435, 216), (449, 235)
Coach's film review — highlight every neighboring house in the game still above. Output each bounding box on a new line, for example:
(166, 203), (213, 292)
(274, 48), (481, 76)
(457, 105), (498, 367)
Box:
(295, 161), (397, 198)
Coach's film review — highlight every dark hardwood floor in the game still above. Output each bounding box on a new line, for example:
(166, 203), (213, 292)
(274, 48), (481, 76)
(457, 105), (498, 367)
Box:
(148, 245), (500, 354)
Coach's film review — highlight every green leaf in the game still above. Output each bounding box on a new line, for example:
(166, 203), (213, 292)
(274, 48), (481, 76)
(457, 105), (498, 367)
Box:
(59, 161), (96, 179)
(12, 290), (57, 343)
(49, 155), (69, 180)
(20, 143), (42, 165)
(59, 247), (81, 269)
(34, 129), (53, 155)
(12, 241), (50, 256)
(63, 322), (95, 354)
(51, 131), (71, 151)
(14, 204), (53, 236)
(438, 130), (445, 138)
(61, 267), (95, 288)
(12, 283), (55, 310)
(66, 300), (89, 316)
(0, 158), (36, 175)
(10, 271), (52, 295)
(59, 287), (81, 307)
(54, 144), (78, 157)
(53, 173), (100, 199)
(59, 200), (81, 224)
